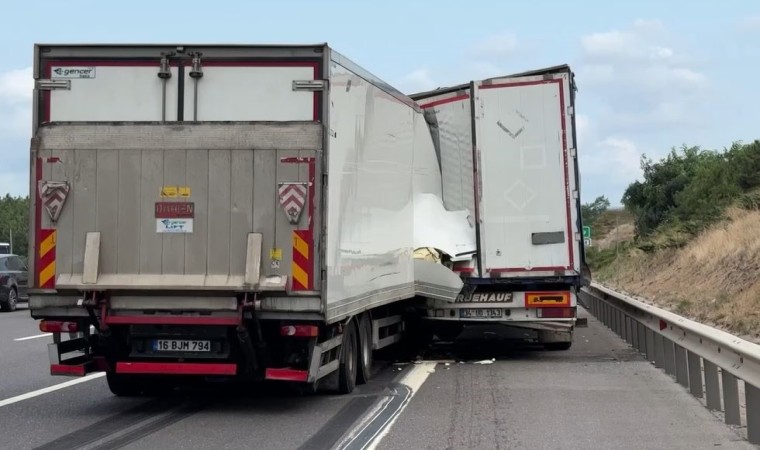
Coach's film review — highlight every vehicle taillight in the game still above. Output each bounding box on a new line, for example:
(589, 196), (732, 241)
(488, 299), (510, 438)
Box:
(280, 325), (319, 337)
(536, 308), (575, 319)
(39, 320), (79, 333)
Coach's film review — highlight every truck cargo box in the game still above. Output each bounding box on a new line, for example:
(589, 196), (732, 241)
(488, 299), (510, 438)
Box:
(29, 44), (467, 323)
(412, 65), (583, 280)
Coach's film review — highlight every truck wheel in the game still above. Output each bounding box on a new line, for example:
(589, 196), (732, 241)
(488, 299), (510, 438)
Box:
(337, 321), (358, 394)
(544, 342), (572, 351)
(106, 372), (142, 397)
(1, 287), (17, 312)
(357, 313), (373, 385)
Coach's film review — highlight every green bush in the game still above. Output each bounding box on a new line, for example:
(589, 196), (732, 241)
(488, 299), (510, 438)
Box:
(622, 140), (760, 238)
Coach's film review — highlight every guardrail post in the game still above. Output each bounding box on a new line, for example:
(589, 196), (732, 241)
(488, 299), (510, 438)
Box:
(625, 316), (632, 344)
(615, 310), (622, 336)
(703, 361), (720, 411)
(746, 383), (760, 444)
(645, 328), (655, 362)
(722, 371), (741, 426)
(637, 322), (646, 355)
(663, 339), (676, 377)
(674, 344), (689, 388)
(631, 318), (639, 349)
(687, 351), (702, 398)
(654, 334), (665, 368)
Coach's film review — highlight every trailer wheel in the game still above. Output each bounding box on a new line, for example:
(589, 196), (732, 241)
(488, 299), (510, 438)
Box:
(357, 313), (373, 385)
(337, 320), (358, 394)
(106, 372), (142, 397)
(544, 342), (572, 351)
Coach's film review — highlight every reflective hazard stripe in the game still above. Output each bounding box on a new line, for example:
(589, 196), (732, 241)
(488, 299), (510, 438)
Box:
(39, 229), (56, 289)
(292, 230), (312, 291)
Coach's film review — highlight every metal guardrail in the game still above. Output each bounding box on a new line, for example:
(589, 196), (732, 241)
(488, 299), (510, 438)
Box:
(580, 282), (760, 444)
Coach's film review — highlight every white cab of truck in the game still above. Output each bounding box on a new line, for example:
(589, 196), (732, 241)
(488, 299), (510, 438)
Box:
(411, 65), (588, 349)
(27, 43), (470, 395)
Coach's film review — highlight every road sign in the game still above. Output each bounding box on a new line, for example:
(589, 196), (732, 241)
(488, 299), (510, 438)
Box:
(582, 226), (591, 239)
(584, 238), (591, 247)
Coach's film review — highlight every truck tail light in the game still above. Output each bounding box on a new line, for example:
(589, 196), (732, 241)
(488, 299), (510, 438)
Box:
(40, 320), (79, 333)
(280, 325), (319, 337)
(536, 308), (575, 319)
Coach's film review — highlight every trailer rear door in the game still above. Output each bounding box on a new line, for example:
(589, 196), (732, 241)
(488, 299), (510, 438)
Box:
(474, 72), (579, 277)
(32, 45), (324, 293)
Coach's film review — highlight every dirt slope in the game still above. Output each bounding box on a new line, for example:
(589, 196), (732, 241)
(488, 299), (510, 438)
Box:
(596, 207), (760, 341)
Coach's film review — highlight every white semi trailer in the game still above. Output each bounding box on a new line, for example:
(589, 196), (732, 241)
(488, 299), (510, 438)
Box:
(27, 43), (474, 395)
(411, 65), (588, 349)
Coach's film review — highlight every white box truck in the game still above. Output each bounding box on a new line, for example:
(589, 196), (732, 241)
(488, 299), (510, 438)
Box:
(27, 43), (473, 395)
(411, 65), (588, 349)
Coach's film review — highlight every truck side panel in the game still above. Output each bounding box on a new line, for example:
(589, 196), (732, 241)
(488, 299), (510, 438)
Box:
(419, 91), (476, 215)
(325, 61), (416, 320)
(475, 73), (580, 277)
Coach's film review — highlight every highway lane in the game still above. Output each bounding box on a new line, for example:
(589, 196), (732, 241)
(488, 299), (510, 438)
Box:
(0, 304), (71, 400)
(374, 310), (755, 450)
(1, 306), (756, 449)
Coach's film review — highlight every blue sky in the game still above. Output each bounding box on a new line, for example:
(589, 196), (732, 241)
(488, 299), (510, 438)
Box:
(1, 0), (758, 205)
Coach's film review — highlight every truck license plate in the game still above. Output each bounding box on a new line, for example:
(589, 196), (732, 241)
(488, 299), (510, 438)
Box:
(153, 339), (211, 352)
(460, 308), (503, 319)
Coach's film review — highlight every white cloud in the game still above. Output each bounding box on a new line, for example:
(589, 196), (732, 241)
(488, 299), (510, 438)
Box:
(397, 68), (437, 94)
(0, 67), (33, 105)
(471, 32), (518, 60)
(0, 67), (33, 139)
(0, 67), (34, 197)
(578, 20), (709, 132)
(737, 15), (760, 32)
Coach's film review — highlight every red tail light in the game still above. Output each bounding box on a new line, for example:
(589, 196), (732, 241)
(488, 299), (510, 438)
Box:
(537, 308), (576, 319)
(40, 320), (79, 333)
(280, 325), (319, 337)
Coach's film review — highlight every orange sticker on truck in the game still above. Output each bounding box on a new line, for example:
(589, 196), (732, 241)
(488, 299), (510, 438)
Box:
(525, 292), (570, 308)
(39, 229), (56, 289)
(291, 230), (312, 291)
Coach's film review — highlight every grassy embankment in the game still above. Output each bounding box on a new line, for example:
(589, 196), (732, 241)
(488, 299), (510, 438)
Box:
(585, 140), (760, 341)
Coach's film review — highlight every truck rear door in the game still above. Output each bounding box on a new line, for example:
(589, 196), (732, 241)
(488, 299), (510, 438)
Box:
(32, 46), (324, 295)
(474, 70), (580, 278)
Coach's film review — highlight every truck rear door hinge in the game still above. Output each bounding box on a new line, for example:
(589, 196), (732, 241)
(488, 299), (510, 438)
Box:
(36, 79), (71, 91)
(293, 80), (328, 92)
(572, 189), (579, 199)
(566, 106), (574, 116)
(569, 147), (577, 158)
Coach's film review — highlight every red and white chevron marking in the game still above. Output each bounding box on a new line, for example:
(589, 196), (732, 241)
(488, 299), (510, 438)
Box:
(278, 183), (307, 223)
(38, 181), (70, 222)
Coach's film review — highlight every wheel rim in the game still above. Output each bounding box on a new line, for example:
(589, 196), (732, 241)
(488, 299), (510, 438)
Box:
(362, 327), (370, 367)
(9, 290), (16, 308)
(348, 333), (355, 377)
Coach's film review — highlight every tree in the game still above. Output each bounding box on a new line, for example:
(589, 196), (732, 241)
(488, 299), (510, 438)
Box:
(0, 195), (30, 257)
(581, 195), (610, 225)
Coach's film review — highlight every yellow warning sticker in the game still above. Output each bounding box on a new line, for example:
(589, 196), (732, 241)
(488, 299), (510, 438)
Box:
(160, 186), (192, 198)
(270, 248), (283, 260)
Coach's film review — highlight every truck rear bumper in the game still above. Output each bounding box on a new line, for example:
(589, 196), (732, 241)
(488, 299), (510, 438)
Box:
(116, 362), (237, 376)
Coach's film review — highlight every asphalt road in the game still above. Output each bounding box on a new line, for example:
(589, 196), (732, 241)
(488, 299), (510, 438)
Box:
(0, 305), (754, 449)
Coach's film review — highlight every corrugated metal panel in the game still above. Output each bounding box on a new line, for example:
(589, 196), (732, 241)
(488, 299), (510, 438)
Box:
(36, 123), (322, 290)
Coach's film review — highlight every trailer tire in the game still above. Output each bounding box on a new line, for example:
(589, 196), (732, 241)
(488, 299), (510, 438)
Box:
(106, 372), (142, 397)
(337, 320), (358, 394)
(357, 313), (373, 385)
(544, 342), (572, 351)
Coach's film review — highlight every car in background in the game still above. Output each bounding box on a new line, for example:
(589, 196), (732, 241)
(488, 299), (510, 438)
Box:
(0, 243), (10, 254)
(0, 254), (28, 312)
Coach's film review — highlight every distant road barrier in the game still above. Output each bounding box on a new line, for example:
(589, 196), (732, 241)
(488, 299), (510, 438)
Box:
(580, 282), (760, 444)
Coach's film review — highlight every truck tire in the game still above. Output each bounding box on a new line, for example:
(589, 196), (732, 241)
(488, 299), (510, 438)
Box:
(357, 313), (373, 385)
(1, 287), (17, 312)
(544, 342), (572, 351)
(337, 320), (358, 394)
(106, 372), (142, 397)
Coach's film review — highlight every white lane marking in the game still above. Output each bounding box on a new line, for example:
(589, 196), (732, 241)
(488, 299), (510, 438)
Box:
(363, 362), (436, 450)
(0, 372), (105, 408)
(14, 333), (52, 341)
